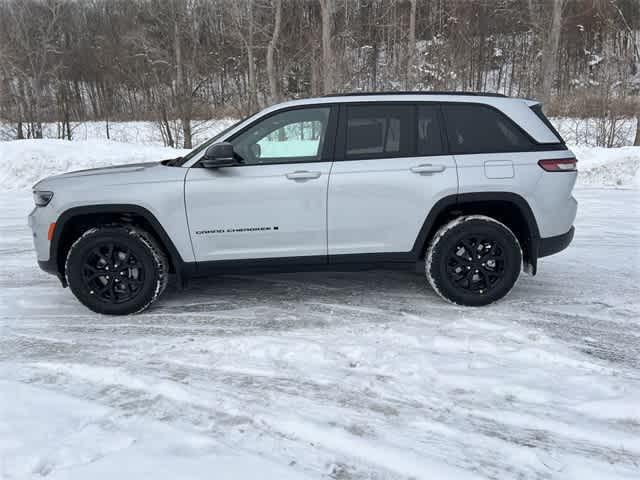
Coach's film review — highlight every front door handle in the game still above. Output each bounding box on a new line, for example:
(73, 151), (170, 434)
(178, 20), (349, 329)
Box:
(286, 170), (322, 180)
(410, 164), (446, 175)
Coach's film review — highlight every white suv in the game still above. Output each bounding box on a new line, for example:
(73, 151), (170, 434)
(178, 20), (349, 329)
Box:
(29, 92), (577, 314)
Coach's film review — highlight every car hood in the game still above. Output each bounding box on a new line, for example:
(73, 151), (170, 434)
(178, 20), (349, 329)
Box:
(32, 160), (183, 191)
(44, 161), (160, 180)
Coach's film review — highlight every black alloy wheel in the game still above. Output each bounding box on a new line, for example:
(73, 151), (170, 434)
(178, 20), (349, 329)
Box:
(426, 216), (522, 306)
(65, 226), (168, 315)
(445, 234), (506, 295)
(81, 242), (146, 304)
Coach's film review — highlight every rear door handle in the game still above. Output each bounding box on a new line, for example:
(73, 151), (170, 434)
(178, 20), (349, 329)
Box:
(286, 170), (322, 180)
(410, 164), (446, 175)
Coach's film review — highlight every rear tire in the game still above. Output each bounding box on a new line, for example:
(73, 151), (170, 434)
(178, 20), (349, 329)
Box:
(426, 215), (522, 306)
(65, 226), (169, 315)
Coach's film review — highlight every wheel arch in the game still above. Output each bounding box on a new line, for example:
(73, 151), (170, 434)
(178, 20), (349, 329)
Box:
(412, 192), (541, 274)
(50, 204), (185, 286)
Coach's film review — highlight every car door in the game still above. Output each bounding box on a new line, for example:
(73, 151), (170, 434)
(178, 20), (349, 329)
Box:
(185, 105), (336, 263)
(327, 103), (458, 258)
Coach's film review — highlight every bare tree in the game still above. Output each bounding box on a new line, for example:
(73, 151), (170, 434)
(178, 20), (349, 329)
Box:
(318, 0), (335, 94)
(406, 0), (417, 88)
(536, 0), (567, 104)
(0, 0), (638, 146)
(1, 0), (63, 138)
(231, 0), (258, 113)
(266, 0), (282, 104)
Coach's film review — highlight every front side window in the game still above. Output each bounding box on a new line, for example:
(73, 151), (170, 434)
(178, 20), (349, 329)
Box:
(442, 104), (534, 154)
(231, 107), (330, 165)
(344, 105), (412, 159)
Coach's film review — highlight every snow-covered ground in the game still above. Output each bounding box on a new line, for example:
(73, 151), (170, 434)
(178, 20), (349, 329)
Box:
(1, 187), (639, 479)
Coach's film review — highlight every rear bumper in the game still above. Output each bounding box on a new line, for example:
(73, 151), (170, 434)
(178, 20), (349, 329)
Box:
(38, 259), (67, 287)
(539, 226), (574, 258)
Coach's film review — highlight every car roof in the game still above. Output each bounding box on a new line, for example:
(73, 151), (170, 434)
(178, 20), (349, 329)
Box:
(323, 91), (508, 98)
(268, 93), (539, 110)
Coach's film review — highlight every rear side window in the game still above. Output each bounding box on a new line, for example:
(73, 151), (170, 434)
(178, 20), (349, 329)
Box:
(442, 104), (534, 154)
(417, 105), (445, 156)
(344, 105), (412, 159)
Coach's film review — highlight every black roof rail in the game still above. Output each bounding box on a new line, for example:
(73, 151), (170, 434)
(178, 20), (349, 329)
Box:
(323, 91), (508, 98)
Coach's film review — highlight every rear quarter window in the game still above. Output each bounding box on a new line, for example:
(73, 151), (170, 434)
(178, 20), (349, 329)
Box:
(442, 104), (534, 154)
(530, 104), (565, 144)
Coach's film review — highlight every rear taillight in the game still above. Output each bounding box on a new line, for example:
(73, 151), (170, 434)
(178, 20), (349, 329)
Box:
(538, 158), (577, 172)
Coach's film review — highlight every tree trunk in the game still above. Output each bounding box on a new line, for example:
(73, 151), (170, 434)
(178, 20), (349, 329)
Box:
(370, 41), (378, 90)
(319, 0), (335, 94)
(174, 7), (192, 149)
(634, 114), (640, 146)
(65, 115), (71, 140)
(183, 118), (192, 149)
(536, 0), (565, 104)
(16, 122), (24, 140)
(246, 1), (257, 113)
(266, 0), (282, 104)
(406, 0), (416, 89)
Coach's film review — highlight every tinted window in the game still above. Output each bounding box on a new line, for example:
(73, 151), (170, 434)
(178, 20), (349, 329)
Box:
(417, 105), (444, 156)
(344, 105), (412, 159)
(443, 104), (534, 154)
(231, 107), (330, 164)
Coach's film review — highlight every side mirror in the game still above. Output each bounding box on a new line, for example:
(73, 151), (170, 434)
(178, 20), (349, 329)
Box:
(201, 142), (238, 168)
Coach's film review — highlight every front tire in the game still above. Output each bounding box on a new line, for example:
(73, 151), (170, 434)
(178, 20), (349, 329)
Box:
(65, 226), (169, 315)
(426, 215), (522, 306)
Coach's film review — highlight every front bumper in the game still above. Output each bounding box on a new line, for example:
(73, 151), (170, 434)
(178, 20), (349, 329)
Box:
(539, 226), (575, 258)
(28, 206), (53, 261)
(30, 205), (67, 286)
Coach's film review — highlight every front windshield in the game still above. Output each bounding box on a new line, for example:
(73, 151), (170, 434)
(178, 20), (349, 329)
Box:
(175, 118), (246, 166)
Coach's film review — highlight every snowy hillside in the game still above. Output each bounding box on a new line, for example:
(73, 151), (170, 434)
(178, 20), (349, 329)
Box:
(0, 137), (638, 191)
(0, 140), (190, 191)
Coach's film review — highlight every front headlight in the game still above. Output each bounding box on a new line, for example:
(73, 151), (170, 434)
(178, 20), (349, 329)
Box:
(33, 190), (54, 207)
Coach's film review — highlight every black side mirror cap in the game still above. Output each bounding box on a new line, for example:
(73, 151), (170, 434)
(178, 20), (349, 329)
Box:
(201, 142), (237, 168)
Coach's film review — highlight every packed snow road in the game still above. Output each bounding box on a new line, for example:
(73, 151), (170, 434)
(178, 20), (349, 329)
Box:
(1, 188), (639, 480)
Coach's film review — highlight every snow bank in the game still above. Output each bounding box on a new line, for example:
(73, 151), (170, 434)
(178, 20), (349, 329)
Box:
(0, 119), (236, 146)
(552, 117), (637, 148)
(0, 139), (189, 190)
(0, 139), (638, 191)
(571, 145), (640, 188)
